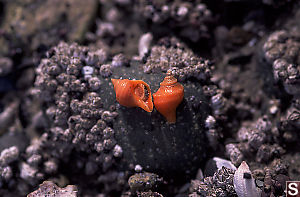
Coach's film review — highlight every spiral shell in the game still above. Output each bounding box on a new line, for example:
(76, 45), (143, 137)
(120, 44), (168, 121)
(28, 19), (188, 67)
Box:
(153, 75), (184, 123)
(111, 79), (153, 112)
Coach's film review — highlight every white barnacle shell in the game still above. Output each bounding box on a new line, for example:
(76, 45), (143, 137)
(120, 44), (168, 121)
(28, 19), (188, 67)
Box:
(82, 66), (94, 80)
(138, 32), (153, 58)
(233, 161), (260, 197)
(213, 157), (236, 171)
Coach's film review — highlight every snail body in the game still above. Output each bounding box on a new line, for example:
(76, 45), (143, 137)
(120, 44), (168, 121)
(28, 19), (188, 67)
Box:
(153, 75), (184, 123)
(111, 79), (153, 112)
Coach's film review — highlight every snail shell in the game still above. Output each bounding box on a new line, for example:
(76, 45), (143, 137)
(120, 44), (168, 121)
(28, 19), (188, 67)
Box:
(153, 75), (184, 123)
(111, 79), (153, 112)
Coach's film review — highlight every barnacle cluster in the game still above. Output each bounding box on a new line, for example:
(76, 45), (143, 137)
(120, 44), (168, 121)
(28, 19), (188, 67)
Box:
(134, 0), (213, 42)
(30, 39), (224, 192)
(262, 29), (300, 97)
(258, 10), (300, 165)
(189, 167), (237, 197)
(277, 102), (300, 148)
(86, 0), (143, 56)
(0, 146), (19, 184)
(223, 114), (292, 196)
(30, 38), (223, 194)
(27, 181), (78, 197)
(144, 37), (211, 82)
(106, 38), (229, 176)
(225, 116), (284, 165)
(31, 42), (126, 194)
(112, 55), (207, 175)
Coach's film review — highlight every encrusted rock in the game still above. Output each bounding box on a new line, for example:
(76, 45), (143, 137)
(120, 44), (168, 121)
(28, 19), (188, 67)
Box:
(104, 38), (215, 175)
(33, 42), (125, 194)
(134, 0), (213, 42)
(225, 144), (244, 166)
(0, 146), (19, 165)
(27, 181), (78, 197)
(261, 28), (300, 97)
(189, 167), (237, 197)
(144, 38), (211, 82)
(128, 172), (163, 192)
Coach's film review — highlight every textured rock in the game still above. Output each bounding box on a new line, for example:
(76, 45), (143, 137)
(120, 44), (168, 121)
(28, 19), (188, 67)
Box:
(27, 181), (78, 197)
(259, 9), (300, 98)
(128, 172), (162, 192)
(134, 0), (213, 42)
(106, 39), (214, 176)
(0, 146), (19, 165)
(32, 42), (126, 194)
(189, 167), (237, 197)
(33, 40), (215, 177)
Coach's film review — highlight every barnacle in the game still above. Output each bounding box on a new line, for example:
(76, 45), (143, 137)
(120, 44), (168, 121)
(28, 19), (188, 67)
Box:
(233, 161), (260, 197)
(111, 79), (153, 112)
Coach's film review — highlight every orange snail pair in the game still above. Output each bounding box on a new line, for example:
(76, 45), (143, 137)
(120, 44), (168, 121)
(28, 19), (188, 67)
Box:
(111, 74), (184, 123)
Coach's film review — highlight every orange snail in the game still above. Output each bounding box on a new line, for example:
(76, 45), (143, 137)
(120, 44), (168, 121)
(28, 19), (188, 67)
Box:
(153, 74), (184, 123)
(111, 79), (153, 112)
